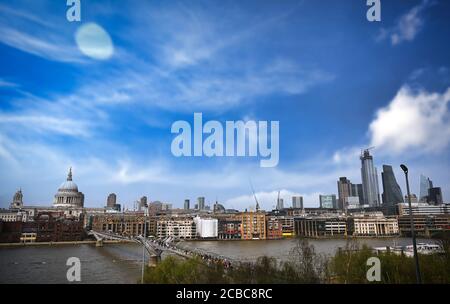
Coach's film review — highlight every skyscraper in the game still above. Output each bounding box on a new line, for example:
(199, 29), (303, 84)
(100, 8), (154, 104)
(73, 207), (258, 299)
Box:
(319, 194), (337, 209)
(381, 165), (404, 209)
(198, 197), (205, 210)
(428, 187), (443, 205)
(107, 193), (117, 208)
(292, 196), (303, 209)
(337, 177), (352, 210)
(184, 199), (190, 210)
(419, 174), (433, 203)
(351, 183), (364, 205)
(276, 198), (284, 210)
(360, 149), (380, 207)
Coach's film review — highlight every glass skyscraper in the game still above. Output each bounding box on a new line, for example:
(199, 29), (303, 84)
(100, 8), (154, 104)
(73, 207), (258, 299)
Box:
(428, 187), (443, 205)
(351, 183), (364, 205)
(360, 149), (380, 207)
(381, 165), (404, 208)
(419, 174), (433, 203)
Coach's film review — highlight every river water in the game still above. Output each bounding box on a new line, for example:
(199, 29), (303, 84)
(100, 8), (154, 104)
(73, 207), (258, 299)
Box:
(0, 237), (434, 284)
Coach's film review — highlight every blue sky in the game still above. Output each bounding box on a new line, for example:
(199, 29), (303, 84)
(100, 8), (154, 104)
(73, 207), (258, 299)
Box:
(0, 0), (449, 210)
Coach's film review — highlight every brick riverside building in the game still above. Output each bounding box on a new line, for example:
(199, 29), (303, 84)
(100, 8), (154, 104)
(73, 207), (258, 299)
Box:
(218, 217), (241, 239)
(266, 215), (282, 239)
(240, 211), (266, 240)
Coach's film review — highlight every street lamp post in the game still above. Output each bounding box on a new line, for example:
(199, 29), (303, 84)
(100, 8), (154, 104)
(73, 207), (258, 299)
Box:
(400, 164), (422, 284)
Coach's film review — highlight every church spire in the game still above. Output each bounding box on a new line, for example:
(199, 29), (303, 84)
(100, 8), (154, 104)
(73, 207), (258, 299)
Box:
(67, 167), (73, 181)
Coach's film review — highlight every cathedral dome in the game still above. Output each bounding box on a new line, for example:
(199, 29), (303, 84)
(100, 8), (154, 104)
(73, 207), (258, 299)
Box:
(58, 180), (78, 192)
(54, 168), (84, 208)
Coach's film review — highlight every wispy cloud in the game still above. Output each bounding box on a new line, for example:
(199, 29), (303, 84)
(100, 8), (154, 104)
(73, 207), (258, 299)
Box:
(0, 3), (86, 63)
(376, 0), (433, 45)
(128, 1), (302, 69)
(0, 114), (92, 137)
(0, 78), (18, 88)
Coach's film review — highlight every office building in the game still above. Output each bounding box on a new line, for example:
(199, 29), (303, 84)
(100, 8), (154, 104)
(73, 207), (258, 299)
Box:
(397, 203), (449, 216)
(337, 177), (352, 210)
(347, 215), (399, 236)
(398, 215), (450, 237)
(381, 165), (404, 209)
(294, 217), (347, 237)
(106, 193), (116, 208)
(276, 198), (284, 210)
(319, 194), (337, 209)
(156, 218), (196, 239)
(184, 199), (190, 210)
(197, 197), (205, 210)
(279, 216), (295, 237)
(419, 174), (433, 203)
(351, 183), (364, 205)
(292, 196), (303, 209)
(428, 187), (443, 205)
(346, 196), (361, 209)
(360, 149), (380, 207)
(91, 212), (147, 237)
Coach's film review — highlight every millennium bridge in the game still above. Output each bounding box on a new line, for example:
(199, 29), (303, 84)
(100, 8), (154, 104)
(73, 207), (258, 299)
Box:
(88, 230), (237, 266)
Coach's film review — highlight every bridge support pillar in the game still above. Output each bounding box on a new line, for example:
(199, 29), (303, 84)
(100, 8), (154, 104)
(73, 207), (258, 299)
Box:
(96, 239), (103, 247)
(148, 255), (161, 267)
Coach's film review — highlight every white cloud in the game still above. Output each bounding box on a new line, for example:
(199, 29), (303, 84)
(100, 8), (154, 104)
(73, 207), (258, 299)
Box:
(377, 0), (432, 45)
(369, 86), (450, 154)
(332, 147), (362, 165)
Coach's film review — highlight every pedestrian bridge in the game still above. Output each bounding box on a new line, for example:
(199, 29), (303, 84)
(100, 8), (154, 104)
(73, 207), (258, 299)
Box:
(88, 230), (236, 266)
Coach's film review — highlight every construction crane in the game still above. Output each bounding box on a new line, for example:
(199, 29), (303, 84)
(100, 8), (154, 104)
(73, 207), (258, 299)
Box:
(361, 146), (375, 157)
(249, 178), (260, 211)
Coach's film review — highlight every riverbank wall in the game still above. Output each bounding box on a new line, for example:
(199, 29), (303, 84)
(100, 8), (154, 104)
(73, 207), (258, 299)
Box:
(0, 239), (134, 248)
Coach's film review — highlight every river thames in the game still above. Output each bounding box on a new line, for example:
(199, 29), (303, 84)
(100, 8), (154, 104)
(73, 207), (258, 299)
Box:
(0, 237), (434, 284)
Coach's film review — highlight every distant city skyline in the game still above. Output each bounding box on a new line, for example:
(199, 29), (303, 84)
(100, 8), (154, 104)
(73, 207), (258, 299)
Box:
(1, 1), (450, 210)
(0, 156), (447, 211)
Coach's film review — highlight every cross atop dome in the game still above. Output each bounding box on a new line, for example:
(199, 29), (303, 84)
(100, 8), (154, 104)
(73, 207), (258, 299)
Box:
(67, 167), (73, 181)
